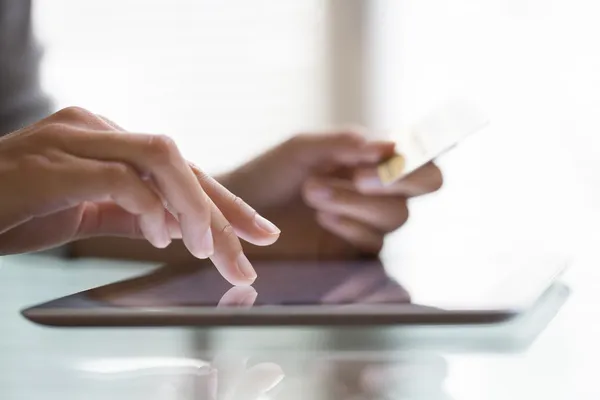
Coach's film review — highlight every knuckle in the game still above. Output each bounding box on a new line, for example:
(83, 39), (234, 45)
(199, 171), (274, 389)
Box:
(230, 193), (244, 208)
(219, 223), (236, 239)
(40, 121), (68, 133)
(19, 154), (52, 172)
(218, 223), (242, 250)
(55, 106), (95, 122)
(32, 122), (73, 142)
(192, 167), (211, 185)
(336, 126), (367, 141)
(304, 179), (339, 204)
(286, 132), (311, 149)
(146, 134), (180, 165)
(96, 114), (122, 131)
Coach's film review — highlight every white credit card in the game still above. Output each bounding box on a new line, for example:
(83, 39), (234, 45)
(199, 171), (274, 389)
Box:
(377, 100), (490, 185)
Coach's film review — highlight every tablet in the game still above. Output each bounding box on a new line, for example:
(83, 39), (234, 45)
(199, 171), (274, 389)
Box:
(22, 252), (569, 327)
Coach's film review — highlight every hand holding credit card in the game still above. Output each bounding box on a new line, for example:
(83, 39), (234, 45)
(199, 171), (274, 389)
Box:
(377, 100), (490, 185)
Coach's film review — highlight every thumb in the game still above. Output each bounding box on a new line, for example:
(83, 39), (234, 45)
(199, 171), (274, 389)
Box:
(287, 130), (397, 168)
(77, 202), (182, 240)
(287, 130), (373, 167)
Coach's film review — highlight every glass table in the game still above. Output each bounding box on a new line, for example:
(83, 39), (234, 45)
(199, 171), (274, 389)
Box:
(0, 249), (593, 400)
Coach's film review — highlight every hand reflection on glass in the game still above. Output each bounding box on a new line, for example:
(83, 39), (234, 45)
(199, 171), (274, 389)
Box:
(78, 353), (284, 400)
(201, 292), (285, 400)
(205, 355), (284, 400)
(210, 288), (285, 399)
(81, 286), (285, 399)
(217, 286), (258, 308)
(89, 264), (261, 309)
(160, 291), (284, 400)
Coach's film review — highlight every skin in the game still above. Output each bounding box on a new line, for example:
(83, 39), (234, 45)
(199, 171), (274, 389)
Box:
(0, 107), (443, 273)
(0, 107), (281, 285)
(73, 129), (442, 262)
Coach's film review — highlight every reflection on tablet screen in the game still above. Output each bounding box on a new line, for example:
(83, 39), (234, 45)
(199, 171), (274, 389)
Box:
(82, 260), (412, 308)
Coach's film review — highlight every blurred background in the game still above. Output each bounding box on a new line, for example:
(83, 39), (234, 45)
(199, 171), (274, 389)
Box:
(33, 0), (600, 262)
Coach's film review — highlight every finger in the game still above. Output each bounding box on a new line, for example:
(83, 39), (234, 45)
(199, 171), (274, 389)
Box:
(50, 108), (127, 134)
(95, 114), (126, 131)
(354, 162), (443, 196)
(207, 200), (257, 285)
(323, 140), (395, 181)
(303, 177), (409, 233)
(189, 163), (280, 246)
(59, 128), (214, 259)
(315, 212), (384, 254)
(46, 106), (115, 130)
(361, 140), (396, 162)
(78, 114), (185, 240)
(62, 159), (171, 248)
(217, 286), (258, 307)
(77, 202), (182, 239)
(286, 130), (393, 167)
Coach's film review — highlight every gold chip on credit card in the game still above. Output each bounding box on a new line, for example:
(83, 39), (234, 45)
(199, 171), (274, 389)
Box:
(377, 100), (490, 185)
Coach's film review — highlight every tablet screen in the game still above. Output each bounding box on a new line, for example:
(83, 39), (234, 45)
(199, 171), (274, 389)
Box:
(31, 253), (567, 312)
(41, 261), (411, 308)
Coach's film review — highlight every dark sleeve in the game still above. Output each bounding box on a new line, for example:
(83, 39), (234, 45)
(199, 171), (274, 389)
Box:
(0, 0), (63, 256)
(0, 0), (53, 136)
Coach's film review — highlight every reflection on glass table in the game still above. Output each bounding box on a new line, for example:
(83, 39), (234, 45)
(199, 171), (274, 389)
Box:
(72, 281), (568, 399)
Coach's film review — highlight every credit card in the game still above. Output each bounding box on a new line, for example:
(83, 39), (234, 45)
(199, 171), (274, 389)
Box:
(377, 100), (490, 185)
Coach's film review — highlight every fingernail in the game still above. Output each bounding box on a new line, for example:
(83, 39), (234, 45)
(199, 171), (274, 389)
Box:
(158, 227), (172, 248)
(236, 253), (257, 281)
(254, 215), (281, 235)
(199, 228), (214, 258)
(308, 183), (332, 201)
(356, 174), (383, 190)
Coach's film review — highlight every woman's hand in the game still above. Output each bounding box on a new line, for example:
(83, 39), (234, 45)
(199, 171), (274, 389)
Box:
(220, 130), (442, 259)
(0, 107), (280, 285)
